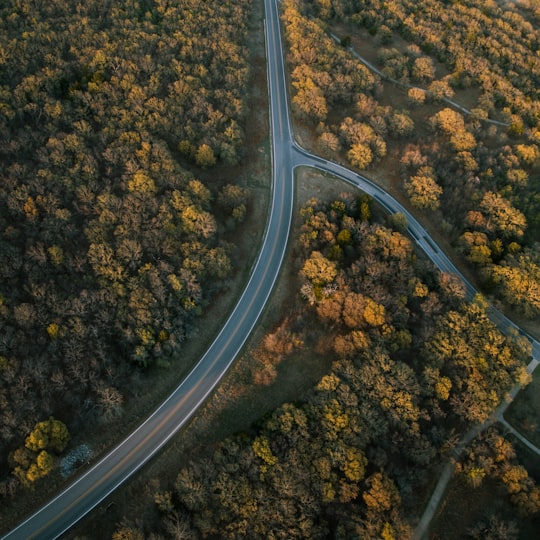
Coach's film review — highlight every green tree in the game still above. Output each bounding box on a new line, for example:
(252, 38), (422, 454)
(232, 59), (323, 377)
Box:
(388, 212), (408, 233)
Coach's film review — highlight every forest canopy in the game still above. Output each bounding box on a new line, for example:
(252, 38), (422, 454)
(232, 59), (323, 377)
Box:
(282, 0), (540, 319)
(143, 194), (533, 538)
(0, 0), (254, 498)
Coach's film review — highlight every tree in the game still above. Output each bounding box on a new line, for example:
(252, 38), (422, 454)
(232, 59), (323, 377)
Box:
(217, 184), (249, 223)
(292, 77), (328, 123)
(479, 191), (526, 239)
(12, 417), (71, 485)
(0, 0), (255, 504)
(217, 184), (246, 209)
(316, 291), (345, 323)
(467, 515), (519, 540)
(363, 298), (386, 327)
(97, 386), (124, 423)
(317, 131), (340, 156)
(25, 451), (54, 483)
(348, 143), (373, 169)
(491, 250), (540, 318)
(25, 417), (70, 454)
(388, 111), (414, 138)
(515, 144), (540, 166)
(112, 527), (145, 540)
(407, 87), (426, 106)
(342, 292), (366, 328)
(387, 213), (408, 234)
(427, 78), (455, 101)
(181, 206), (217, 239)
(128, 171), (157, 193)
(411, 56), (435, 82)
(425, 303), (524, 423)
(195, 144), (216, 168)
(450, 129), (476, 152)
(431, 108), (465, 135)
(362, 472), (400, 513)
(301, 251), (337, 287)
(404, 167), (442, 210)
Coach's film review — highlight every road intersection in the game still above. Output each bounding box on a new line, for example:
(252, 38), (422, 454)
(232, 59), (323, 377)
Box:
(2, 0), (538, 537)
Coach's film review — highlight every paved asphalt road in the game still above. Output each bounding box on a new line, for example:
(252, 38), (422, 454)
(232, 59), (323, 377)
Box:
(290, 143), (540, 370)
(2, 1), (294, 538)
(3, 0), (538, 537)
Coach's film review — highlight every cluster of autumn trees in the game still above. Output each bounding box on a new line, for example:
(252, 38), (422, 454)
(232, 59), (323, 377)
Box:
(0, 0), (253, 499)
(349, 0), (540, 124)
(283, 0), (540, 319)
(129, 195), (533, 539)
(10, 417), (70, 488)
(458, 426), (540, 517)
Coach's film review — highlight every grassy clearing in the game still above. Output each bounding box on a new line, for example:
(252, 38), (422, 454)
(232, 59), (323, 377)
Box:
(506, 371), (540, 449)
(429, 475), (513, 540)
(429, 424), (540, 539)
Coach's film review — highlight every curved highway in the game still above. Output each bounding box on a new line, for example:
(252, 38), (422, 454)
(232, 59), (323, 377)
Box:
(289, 143), (540, 369)
(2, 0), (294, 538)
(3, 0), (538, 538)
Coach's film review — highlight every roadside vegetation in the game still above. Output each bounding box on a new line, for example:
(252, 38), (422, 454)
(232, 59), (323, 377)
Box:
(431, 423), (540, 540)
(283, 0), (540, 325)
(507, 372), (540, 449)
(0, 0), (257, 517)
(113, 177), (535, 539)
(2, 0), (539, 538)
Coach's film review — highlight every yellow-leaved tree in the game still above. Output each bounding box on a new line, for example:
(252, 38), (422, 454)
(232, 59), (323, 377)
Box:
(13, 417), (70, 485)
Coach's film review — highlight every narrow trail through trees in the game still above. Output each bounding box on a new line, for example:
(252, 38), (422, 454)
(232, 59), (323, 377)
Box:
(327, 31), (510, 127)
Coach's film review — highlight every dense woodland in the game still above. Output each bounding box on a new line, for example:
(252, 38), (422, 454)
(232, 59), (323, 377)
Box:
(132, 195), (534, 539)
(0, 0), (252, 499)
(2, 0), (539, 537)
(283, 0), (540, 319)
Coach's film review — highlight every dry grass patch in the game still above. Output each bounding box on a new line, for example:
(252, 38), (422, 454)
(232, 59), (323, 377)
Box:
(506, 372), (540, 449)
